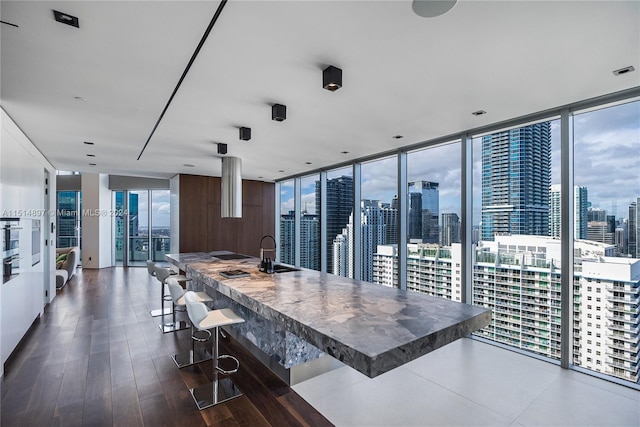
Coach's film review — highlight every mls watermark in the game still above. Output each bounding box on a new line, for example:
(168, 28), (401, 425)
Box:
(1, 209), (129, 217)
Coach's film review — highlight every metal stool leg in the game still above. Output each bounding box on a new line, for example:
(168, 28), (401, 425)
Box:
(149, 282), (173, 317)
(172, 326), (212, 368)
(189, 326), (242, 409)
(159, 299), (189, 333)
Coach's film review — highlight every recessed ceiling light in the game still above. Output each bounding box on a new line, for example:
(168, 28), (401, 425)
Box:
(341, 151), (349, 154)
(183, 164), (195, 167)
(258, 176), (264, 179)
(86, 154), (95, 157)
(278, 170), (285, 173)
(392, 135), (404, 139)
(83, 141), (94, 145)
(472, 110), (487, 116)
(53, 10), (79, 28)
(613, 66), (635, 76)
(74, 96), (87, 101)
(89, 163), (96, 166)
(305, 161), (312, 165)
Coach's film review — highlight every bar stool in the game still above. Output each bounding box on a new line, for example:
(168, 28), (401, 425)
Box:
(155, 266), (191, 334)
(166, 280), (215, 365)
(184, 291), (245, 410)
(147, 261), (174, 317)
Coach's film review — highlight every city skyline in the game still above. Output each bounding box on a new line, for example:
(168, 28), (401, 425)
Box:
(280, 100), (639, 223)
(119, 190), (170, 228)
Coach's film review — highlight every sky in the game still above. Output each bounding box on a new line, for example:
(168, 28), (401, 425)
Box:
(280, 100), (639, 224)
(132, 190), (170, 228)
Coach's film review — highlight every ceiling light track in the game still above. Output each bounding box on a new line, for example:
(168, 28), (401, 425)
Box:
(136, 0), (228, 161)
(0, 20), (19, 28)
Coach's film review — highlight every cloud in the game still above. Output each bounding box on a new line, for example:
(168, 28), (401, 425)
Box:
(153, 202), (170, 215)
(279, 101), (639, 223)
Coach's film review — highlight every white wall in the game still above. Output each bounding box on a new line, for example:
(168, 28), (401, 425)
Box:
(170, 175), (180, 254)
(81, 173), (113, 268)
(1, 109), (56, 376)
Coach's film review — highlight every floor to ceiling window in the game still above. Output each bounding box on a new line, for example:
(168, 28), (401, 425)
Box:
(279, 179), (295, 264)
(300, 174), (320, 270)
(471, 118), (562, 361)
(325, 167), (353, 277)
(56, 191), (81, 256)
(114, 189), (170, 266)
(128, 190), (149, 264)
(400, 141), (462, 299)
(275, 92), (639, 388)
(572, 100), (640, 384)
(360, 156), (397, 284)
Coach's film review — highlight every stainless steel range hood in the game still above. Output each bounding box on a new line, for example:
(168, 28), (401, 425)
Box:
(221, 156), (242, 218)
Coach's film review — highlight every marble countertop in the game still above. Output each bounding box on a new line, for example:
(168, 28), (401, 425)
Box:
(167, 251), (491, 378)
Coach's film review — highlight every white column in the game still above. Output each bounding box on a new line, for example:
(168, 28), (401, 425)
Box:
(81, 173), (113, 268)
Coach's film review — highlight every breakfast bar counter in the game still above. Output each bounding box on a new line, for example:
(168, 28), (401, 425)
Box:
(166, 251), (491, 380)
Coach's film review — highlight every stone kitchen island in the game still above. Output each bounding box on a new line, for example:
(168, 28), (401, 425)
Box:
(166, 251), (491, 384)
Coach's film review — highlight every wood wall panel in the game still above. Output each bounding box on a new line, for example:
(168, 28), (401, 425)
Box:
(208, 203), (237, 253)
(179, 174), (274, 257)
(242, 180), (263, 206)
(261, 184), (275, 236)
(178, 175), (210, 253)
(237, 205), (263, 256)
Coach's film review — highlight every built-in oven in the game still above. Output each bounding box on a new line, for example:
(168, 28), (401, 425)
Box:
(2, 218), (21, 283)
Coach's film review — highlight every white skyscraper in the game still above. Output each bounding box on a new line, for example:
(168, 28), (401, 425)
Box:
(549, 184), (588, 239)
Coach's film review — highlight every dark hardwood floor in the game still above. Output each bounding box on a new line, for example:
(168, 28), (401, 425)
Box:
(1, 267), (333, 427)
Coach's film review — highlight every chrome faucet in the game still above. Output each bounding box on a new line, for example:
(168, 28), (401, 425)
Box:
(259, 235), (276, 273)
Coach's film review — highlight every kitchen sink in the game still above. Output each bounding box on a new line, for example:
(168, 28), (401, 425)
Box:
(272, 264), (301, 273)
(213, 253), (252, 261)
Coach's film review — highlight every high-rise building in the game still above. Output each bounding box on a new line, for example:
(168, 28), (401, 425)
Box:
(360, 200), (390, 283)
(549, 184), (588, 239)
(481, 123), (551, 240)
(300, 213), (320, 270)
(332, 223), (353, 278)
(588, 207), (608, 222)
(373, 235), (640, 383)
(334, 199), (397, 282)
(615, 226), (627, 256)
(114, 192), (140, 261)
(318, 176), (353, 272)
(279, 210), (295, 265)
(441, 213), (461, 246)
(628, 199), (639, 258)
(408, 192), (423, 241)
(57, 191), (78, 248)
(381, 203), (398, 245)
(408, 181), (439, 243)
(587, 222), (615, 245)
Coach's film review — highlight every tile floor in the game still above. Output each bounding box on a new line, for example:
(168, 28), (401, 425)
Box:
(292, 338), (640, 427)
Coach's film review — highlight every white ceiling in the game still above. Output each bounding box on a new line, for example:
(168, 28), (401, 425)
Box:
(1, 1), (639, 182)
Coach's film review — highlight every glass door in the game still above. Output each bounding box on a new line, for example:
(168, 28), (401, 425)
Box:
(114, 189), (170, 266)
